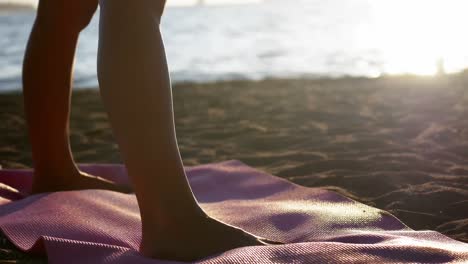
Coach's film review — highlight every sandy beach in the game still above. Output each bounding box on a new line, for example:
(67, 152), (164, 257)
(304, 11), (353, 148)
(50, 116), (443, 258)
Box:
(1, 74), (467, 261)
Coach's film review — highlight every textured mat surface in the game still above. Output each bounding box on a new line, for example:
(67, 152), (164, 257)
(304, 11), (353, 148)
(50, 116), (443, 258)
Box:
(0, 160), (467, 263)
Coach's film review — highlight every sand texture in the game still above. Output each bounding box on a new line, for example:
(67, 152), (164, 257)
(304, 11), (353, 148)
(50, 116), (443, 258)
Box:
(1, 74), (467, 262)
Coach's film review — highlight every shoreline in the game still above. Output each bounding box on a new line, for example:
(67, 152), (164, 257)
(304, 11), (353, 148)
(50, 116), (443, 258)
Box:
(1, 74), (467, 243)
(2, 70), (466, 95)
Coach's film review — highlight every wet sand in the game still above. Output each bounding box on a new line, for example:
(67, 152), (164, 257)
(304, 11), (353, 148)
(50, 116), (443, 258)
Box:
(1, 74), (467, 261)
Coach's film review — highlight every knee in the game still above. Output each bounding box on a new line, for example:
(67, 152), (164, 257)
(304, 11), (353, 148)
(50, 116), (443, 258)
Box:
(99, 0), (166, 18)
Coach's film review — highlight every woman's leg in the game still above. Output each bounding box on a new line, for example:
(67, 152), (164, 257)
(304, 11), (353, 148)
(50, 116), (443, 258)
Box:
(23, 0), (129, 194)
(97, 0), (262, 261)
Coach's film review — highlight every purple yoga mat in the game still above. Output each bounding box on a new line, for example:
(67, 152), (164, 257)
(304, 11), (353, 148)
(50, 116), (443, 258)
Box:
(0, 160), (467, 263)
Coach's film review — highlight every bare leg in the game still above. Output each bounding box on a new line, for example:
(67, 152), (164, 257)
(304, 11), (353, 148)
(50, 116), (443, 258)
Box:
(23, 0), (130, 194)
(97, 0), (263, 261)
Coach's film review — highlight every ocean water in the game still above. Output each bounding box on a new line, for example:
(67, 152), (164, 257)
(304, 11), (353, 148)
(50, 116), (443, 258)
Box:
(1, 0), (468, 91)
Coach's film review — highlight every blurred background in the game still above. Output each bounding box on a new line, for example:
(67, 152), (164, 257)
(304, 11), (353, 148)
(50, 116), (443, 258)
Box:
(1, 0), (468, 91)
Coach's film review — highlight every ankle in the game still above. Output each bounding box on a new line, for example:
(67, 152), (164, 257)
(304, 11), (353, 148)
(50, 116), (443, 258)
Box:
(34, 162), (80, 181)
(140, 204), (207, 233)
(100, 0), (164, 21)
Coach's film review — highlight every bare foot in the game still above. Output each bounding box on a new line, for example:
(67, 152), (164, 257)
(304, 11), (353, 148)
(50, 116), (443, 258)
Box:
(31, 169), (131, 194)
(141, 215), (267, 261)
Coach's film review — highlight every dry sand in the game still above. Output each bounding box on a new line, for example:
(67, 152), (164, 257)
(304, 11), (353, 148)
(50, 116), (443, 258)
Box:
(1, 74), (467, 261)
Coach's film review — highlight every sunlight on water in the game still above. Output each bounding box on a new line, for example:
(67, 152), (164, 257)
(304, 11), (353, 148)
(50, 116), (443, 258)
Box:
(366, 0), (468, 76)
(0, 0), (468, 90)
(171, 0), (263, 6)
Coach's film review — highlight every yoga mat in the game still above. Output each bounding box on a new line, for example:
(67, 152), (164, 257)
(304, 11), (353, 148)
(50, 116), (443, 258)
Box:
(0, 160), (467, 263)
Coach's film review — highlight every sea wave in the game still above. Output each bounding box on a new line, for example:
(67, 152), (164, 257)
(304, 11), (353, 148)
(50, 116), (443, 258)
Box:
(1, 0), (468, 91)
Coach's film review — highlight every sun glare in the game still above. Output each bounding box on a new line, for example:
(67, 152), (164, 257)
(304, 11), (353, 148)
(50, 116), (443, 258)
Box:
(2, 0), (467, 80)
(366, 0), (468, 76)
